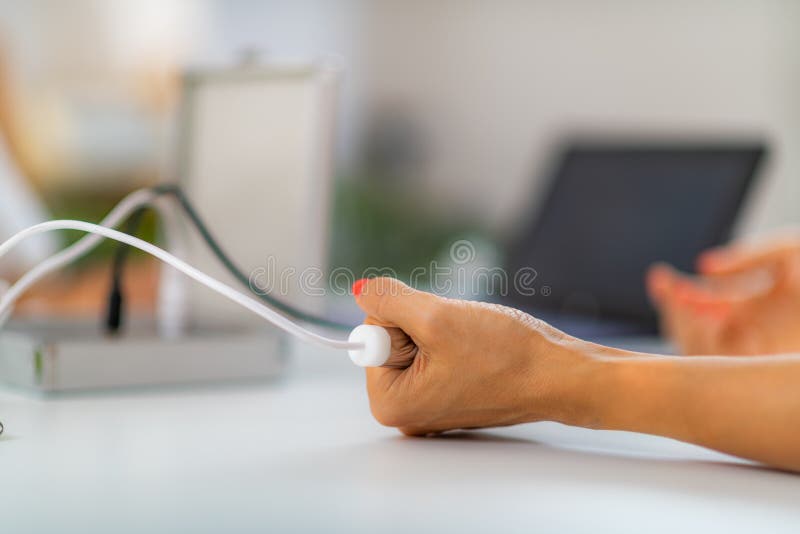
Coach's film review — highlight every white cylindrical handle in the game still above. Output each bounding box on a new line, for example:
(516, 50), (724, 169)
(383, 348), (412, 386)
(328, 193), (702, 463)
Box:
(348, 325), (392, 367)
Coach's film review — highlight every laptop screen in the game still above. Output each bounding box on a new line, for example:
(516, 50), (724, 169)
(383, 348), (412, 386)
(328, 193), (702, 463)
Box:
(505, 143), (765, 324)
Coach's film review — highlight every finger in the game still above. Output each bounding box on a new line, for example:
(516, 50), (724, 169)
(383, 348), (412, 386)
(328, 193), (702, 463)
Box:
(353, 277), (440, 336)
(651, 262), (768, 311)
(646, 263), (679, 305)
(363, 319), (419, 368)
(647, 264), (722, 309)
(354, 278), (435, 376)
(361, 322), (413, 391)
(362, 322), (422, 410)
(648, 264), (733, 354)
(660, 284), (727, 354)
(697, 236), (800, 276)
(678, 270), (774, 306)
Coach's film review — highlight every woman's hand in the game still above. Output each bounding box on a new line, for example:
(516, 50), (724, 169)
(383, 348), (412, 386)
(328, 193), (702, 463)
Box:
(353, 277), (615, 436)
(352, 277), (800, 471)
(647, 234), (800, 355)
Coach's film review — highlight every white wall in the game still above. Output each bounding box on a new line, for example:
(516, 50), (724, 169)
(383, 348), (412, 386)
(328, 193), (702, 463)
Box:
(1, 0), (796, 237)
(203, 0), (368, 167)
(361, 0), (800, 236)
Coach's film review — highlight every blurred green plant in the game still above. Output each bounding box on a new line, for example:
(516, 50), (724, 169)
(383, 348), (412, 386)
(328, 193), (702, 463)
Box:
(40, 176), (491, 289)
(42, 188), (159, 270)
(329, 176), (485, 285)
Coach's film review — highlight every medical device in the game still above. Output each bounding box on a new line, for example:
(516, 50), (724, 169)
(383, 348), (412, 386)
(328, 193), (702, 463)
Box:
(176, 64), (337, 328)
(0, 189), (392, 368)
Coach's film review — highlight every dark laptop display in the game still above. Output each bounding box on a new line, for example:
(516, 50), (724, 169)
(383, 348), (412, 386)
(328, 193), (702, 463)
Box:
(504, 142), (766, 331)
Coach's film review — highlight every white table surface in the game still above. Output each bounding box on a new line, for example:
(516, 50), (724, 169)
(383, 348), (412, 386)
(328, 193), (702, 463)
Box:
(1, 340), (799, 533)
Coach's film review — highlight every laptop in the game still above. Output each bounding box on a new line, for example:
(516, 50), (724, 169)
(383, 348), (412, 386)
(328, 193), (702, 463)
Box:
(503, 140), (766, 340)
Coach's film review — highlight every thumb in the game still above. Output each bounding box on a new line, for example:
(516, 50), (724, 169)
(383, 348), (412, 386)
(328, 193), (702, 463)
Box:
(353, 277), (440, 335)
(353, 277), (439, 380)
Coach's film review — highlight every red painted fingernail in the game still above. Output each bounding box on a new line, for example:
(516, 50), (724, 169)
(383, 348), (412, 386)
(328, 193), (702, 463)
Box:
(352, 278), (368, 297)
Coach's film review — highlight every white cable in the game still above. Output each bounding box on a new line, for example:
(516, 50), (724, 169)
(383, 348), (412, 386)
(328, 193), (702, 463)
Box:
(0, 220), (364, 352)
(0, 188), (158, 324)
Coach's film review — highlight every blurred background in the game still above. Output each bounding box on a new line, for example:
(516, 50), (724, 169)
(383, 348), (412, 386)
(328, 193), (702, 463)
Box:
(0, 0), (798, 326)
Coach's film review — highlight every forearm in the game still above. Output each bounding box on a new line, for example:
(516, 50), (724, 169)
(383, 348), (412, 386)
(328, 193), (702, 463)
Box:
(569, 351), (800, 471)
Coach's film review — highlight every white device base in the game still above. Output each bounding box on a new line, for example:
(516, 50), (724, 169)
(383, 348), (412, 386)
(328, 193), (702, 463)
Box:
(348, 325), (391, 367)
(0, 327), (286, 392)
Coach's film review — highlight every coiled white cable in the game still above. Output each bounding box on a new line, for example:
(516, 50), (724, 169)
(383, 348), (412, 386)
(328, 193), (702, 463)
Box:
(0, 220), (392, 366)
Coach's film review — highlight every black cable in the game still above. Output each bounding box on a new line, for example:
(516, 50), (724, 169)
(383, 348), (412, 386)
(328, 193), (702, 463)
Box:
(105, 206), (147, 335)
(106, 184), (353, 333)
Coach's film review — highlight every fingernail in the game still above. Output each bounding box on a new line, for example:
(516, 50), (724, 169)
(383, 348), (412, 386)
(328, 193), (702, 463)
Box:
(352, 278), (368, 297)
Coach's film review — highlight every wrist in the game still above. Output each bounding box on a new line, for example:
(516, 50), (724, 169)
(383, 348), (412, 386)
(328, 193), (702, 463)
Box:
(548, 348), (618, 428)
(519, 333), (609, 427)
(527, 336), (664, 430)
(554, 349), (688, 438)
